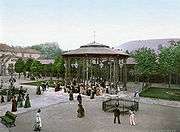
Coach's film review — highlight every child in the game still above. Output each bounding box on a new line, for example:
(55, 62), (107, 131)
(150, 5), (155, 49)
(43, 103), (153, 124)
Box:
(129, 110), (136, 126)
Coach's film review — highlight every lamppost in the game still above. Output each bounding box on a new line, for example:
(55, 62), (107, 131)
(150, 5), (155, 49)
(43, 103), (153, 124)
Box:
(99, 62), (104, 84)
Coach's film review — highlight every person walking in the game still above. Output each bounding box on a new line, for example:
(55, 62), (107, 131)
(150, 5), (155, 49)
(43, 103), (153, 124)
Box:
(69, 90), (74, 101)
(11, 96), (17, 112)
(113, 103), (121, 124)
(24, 94), (31, 108)
(129, 110), (136, 126)
(77, 104), (85, 118)
(77, 93), (82, 104)
(33, 109), (42, 131)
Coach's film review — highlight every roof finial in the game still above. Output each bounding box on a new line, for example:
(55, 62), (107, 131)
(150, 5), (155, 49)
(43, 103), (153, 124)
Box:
(93, 31), (96, 43)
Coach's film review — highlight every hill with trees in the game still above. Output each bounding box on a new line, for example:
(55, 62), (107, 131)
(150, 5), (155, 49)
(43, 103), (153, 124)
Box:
(30, 42), (63, 59)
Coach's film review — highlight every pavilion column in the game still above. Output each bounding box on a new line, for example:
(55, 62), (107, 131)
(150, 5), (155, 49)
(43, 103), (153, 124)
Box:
(113, 58), (116, 87)
(114, 58), (118, 89)
(86, 58), (89, 85)
(109, 59), (112, 88)
(67, 58), (71, 84)
(123, 58), (127, 91)
(90, 59), (93, 82)
(83, 57), (85, 86)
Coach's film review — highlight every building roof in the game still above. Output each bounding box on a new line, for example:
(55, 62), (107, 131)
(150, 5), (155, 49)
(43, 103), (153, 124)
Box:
(63, 41), (129, 58)
(14, 47), (41, 54)
(38, 59), (54, 64)
(0, 43), (14, 52)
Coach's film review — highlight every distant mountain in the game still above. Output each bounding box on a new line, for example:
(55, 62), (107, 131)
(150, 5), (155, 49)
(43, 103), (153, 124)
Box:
(117, 38), (180, 52)
(30, 42), (63, 59)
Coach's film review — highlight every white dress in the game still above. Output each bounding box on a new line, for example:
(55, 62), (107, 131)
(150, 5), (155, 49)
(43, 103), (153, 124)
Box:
(129, 113), (136, 126)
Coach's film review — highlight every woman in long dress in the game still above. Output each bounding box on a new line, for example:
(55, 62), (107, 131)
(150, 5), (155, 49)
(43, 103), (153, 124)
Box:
(11, 96), (17, 112)
(77, 104), (85, 118)
(24, 94), (31, 108)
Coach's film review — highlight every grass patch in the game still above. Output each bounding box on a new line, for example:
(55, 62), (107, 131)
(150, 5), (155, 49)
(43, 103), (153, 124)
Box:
(21, 80), (65, 87)
(139, 87), (180, 101)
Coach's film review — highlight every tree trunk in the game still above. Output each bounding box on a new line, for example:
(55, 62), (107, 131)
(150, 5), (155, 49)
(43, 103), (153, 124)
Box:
(18, 73), (20, 79)
(168, 73), (171, 88)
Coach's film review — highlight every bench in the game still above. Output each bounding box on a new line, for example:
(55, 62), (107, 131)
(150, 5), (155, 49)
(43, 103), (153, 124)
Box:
(0, 111), (17, 127)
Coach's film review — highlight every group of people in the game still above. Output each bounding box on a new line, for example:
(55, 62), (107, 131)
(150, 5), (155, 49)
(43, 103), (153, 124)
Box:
(36, 82), (49, 95)
(113, 103), (136, 126)
(11, 93), (31, 112)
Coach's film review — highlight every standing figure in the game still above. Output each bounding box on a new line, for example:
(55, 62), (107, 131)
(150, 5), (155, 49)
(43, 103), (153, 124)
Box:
(19, 86), (25, 99)
(17, 94), (24, 108)
(33, 109), (42, 131)
(77, 104), (85, 118)
(45, 81), (49, 91)
(55, 82), (60, 92)
(90, 89), (95, 99)
(11, 96), (17, 112)
(0, 79), (3, 89)
(129, 110), (136, 126)
(1, 95), (5, 103)
(77, 93), (82, 104)
(7, 89), (11, 102)
(113, 104), (121, 124)
(69, 90), (74, 101)
(24, 94), (31, 108)
(36, 85), (41, 95)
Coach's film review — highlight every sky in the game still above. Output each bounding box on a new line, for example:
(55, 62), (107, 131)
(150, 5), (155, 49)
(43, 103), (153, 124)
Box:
(0, 0), (180, 50)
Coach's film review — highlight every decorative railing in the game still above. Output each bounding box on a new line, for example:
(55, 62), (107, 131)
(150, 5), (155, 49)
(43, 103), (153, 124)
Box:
(102, 98), (139, 114)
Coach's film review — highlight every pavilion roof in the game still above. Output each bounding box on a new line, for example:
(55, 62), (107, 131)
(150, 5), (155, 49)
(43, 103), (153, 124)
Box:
(63, 41), (129, 58)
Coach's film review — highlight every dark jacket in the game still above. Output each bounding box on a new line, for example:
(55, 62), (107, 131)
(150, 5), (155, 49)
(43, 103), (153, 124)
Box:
(114, 108), (121, 117)
(77, 94), (82, 101)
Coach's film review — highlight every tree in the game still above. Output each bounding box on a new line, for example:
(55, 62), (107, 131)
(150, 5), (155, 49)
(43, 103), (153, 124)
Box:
(15, 58), (25, 78)
(30, 60), (42, 79)
(25, 58), (33, 72)
(43, 63), (53, 77)
(174, 43), (180, 74)
(7, 63), (14, 75)
(25, 58), (34, 78)
(31, 42), (63, 59)
(52, 56), (65, 78)
(158, 46), (176, 88)
(132, 48), (157, 87)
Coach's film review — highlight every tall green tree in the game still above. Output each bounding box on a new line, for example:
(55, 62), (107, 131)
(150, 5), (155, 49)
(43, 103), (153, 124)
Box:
(25, 58), (34, 78)
(52, 56), (65, 78)
(15, 58), (25, 78)
(132, 48), (157, 87)
(30, 60), (42, 78)
(158, 46), (176, 88)
(174, 42), (180, 74)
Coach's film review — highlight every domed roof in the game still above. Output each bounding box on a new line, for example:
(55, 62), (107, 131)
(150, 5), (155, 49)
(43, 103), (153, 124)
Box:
(80, 41), (109, 48)
(63, 41), (129, 58)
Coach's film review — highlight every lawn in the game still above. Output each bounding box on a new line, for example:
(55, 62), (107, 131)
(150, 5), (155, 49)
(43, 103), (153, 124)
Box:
(21, 80), (64, 87)
(139, 87), (180, 101)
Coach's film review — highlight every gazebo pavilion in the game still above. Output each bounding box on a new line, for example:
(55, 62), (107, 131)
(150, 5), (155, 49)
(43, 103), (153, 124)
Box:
(62, 41), (129, 91)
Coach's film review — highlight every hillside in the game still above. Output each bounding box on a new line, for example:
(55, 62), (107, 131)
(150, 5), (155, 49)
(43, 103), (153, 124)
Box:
(117, 38), (180, 52)
(30, 42), (63, 59)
